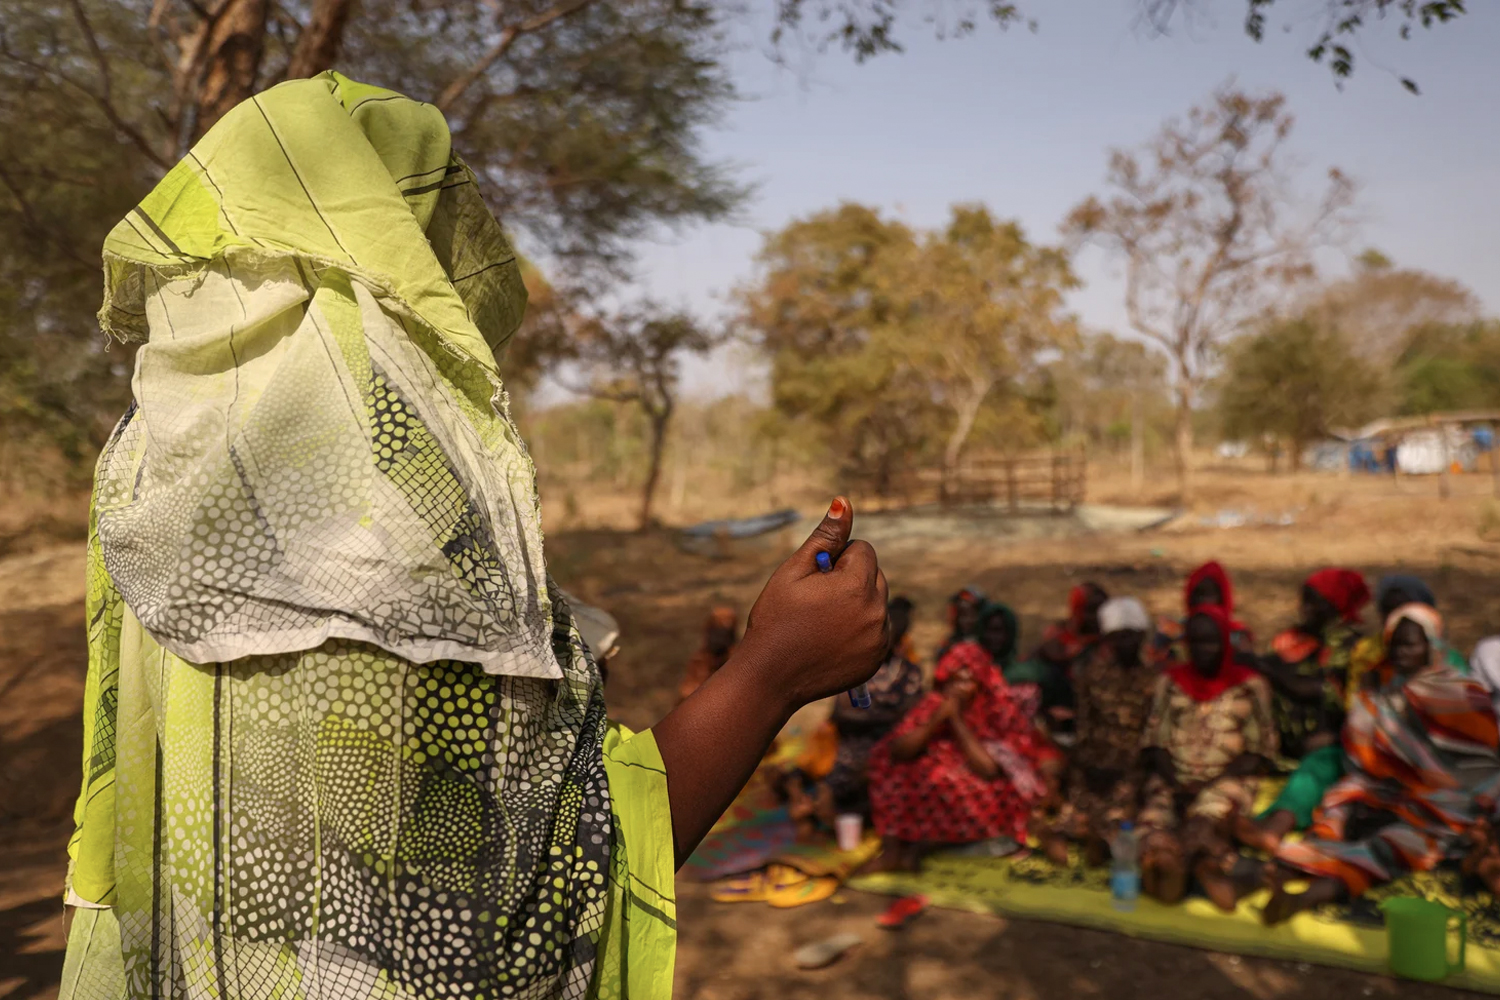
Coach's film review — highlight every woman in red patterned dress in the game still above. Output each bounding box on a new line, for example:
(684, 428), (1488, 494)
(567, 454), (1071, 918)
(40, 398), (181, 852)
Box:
(865, 602), (1057, 872)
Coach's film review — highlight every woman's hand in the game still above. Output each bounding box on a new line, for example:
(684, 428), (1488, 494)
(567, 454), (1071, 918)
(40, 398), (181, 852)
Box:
(651, 498), (890, 867)
(730, 498), (891, 708)
(949, 713), (1002, 781)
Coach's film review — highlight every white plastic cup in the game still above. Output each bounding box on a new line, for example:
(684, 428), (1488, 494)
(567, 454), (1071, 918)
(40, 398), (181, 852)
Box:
(835, 813), (864, 853)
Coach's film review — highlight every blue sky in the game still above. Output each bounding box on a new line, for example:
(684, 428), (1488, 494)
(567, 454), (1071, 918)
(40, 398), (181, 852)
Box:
(549, 2), (1500, 401)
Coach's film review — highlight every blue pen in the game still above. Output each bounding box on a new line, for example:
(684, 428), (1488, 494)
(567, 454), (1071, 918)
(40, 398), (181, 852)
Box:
(817, 550), (872, 708)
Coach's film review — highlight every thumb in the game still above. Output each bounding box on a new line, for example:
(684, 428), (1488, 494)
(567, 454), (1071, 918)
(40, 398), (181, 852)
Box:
(794, 496), (853, 571)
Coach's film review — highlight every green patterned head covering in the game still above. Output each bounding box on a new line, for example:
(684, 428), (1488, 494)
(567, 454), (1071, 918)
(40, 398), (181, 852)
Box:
(73, 73), (620, 1000)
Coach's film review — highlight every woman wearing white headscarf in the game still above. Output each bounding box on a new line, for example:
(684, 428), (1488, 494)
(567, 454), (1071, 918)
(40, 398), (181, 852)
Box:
(60, 74), (889, 1000)
(1035, 596), (1158, 866)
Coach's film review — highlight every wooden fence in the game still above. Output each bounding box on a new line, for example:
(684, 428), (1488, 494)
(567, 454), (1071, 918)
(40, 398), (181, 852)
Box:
(847, 449), (1087, 512)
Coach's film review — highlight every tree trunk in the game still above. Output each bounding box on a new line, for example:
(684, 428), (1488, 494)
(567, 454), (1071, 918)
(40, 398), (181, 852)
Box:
(1173, 384), (1194, 503)
(1130, 389), (1144, 493)
(194, 0), (270, 139)
(942, 382), (991, 503)
(1170, 389), (1194, 500)
(1289, 437), (1304, 472)
(667, 439), (688, 515)
(638, 408), (670, 532)
(876, 449), (893, 498)
(1438, 418), (1452, 501)
(286, 0), (356, 79)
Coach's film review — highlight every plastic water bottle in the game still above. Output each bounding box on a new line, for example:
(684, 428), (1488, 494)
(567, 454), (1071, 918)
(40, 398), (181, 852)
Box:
(1110, 821), (1140, 912)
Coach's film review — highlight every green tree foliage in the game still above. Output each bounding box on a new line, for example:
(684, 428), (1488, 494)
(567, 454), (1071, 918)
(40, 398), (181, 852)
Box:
(570, 303), (720, 530)
(1046, 332), (1172, 485)
(877, 205), (1076, 492)
(1305, 249), (1479, 363)
(1152, 0), (1465, 90)
(1217, 316), (1381, 468)
(1396, 320), (1500, 414)
(774, 0), (1464, 85)
(737, 203), (939, 494)
(739, 202), (1073, 495)
(0, 0), (743, 468)
(770, 0), (1028, 62)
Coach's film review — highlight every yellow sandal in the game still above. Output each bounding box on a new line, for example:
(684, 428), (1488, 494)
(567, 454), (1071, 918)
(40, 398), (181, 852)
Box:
(768, 874), (839, 909)
(709, 870), (772, 903)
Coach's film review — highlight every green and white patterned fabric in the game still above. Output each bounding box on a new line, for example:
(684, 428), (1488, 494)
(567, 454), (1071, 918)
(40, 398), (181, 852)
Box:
(63, 72), (675, 1000)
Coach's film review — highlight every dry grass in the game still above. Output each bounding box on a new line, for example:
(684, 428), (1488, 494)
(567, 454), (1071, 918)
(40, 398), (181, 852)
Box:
(0, 490), (89, 560)
(549, 460), (1500, 729)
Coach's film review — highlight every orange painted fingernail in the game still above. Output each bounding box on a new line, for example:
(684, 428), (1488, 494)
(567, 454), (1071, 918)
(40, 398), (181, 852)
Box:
(827, 497), (846, 519)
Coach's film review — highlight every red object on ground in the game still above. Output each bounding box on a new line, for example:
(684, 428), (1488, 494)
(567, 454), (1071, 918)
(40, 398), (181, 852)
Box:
(876, 894), (930, 930)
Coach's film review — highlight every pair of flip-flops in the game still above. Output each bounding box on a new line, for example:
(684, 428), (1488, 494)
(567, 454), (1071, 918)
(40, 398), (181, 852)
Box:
(709, 864), (840, 909)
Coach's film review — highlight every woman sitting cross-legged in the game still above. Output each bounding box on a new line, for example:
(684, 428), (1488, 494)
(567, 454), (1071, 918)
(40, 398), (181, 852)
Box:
(1020, 582), (1110, 741)
(1233, 569), (1369, 854)
(864, 603), (1057, 872)
(1034, 596), (1159, 867)
(791, 596), (926, 829)
(1264, 604), (1500, 925)
(1137, 605), (1278, 911)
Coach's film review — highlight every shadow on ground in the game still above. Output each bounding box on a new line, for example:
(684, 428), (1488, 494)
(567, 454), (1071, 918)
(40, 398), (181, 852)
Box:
(5, 519), (1500, 999)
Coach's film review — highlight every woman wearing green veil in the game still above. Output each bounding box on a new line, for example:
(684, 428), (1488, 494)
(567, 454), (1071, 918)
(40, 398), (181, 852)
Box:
(59, 73), (889, 1000)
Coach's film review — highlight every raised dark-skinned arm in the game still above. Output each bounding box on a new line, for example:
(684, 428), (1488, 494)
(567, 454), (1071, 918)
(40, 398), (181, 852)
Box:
(650, 498), (890, 868)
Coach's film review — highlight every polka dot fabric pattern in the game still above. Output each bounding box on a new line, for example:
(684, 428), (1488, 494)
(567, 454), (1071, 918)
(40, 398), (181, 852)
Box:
(94, 264), (554, 680)
(89, 601), (612, 1000)
(63, 74), (640, 1000)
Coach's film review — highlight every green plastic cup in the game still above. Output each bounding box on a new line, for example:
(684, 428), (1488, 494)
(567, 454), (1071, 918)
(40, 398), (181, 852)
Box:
(1382, 896), (1466, 982)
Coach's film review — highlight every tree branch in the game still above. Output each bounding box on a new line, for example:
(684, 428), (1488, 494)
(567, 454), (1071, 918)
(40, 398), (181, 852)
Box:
(0, 160), (43, 235)
(1122, 254), (1170, 349)
(0, 37), (170, 171)
(436, 0), (600, 112)
(285, 0), (354, 79)
(0, 159), (93, 266)
(70, 0), (172, 168)
(559, 375), (641, 406)
(66, 0), (114, 103)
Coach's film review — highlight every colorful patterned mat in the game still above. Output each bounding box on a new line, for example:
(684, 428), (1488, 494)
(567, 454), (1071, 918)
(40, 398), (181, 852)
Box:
(850, 851), (1500, 992)
(684, 803), (799, 881)
(684, 757), (882, 884)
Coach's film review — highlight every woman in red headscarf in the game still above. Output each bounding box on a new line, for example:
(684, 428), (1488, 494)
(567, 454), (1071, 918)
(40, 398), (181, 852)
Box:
(1153, 561), (1254, 664)
(1259, 568), (1369, 759)
(1026, 581), (1108, 737)
(1041, 582), (1109, 661)
(1137, 605), (1278, 910)
(866, 606), (1058, 872)
(1232, 569), (1369, 853)
(933, 586), (986, 664)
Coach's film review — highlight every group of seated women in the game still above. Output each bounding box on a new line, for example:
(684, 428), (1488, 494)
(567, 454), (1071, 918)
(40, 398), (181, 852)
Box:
(767, 565), (1500, 924)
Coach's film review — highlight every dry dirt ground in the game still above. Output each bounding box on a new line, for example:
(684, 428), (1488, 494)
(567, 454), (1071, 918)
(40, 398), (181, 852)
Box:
(5, 466), (1500, 999)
